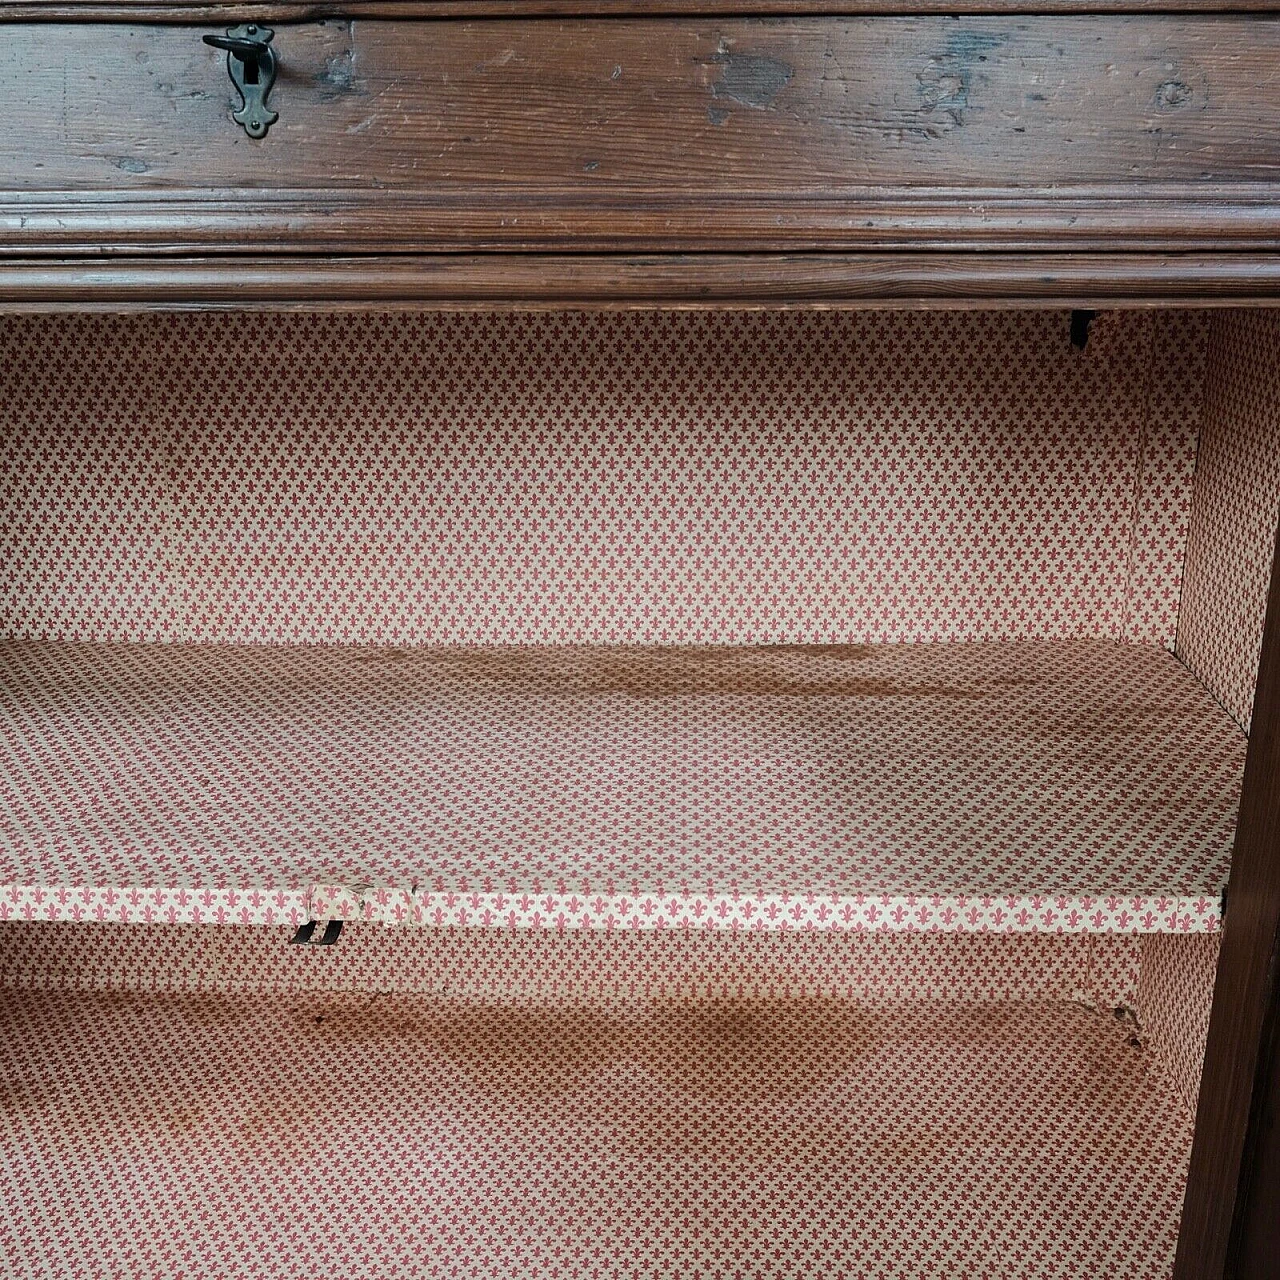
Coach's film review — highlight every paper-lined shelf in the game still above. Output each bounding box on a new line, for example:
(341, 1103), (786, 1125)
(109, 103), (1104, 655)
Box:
(0, 639), (1243, 931)
(0, 988), (1192, 1278)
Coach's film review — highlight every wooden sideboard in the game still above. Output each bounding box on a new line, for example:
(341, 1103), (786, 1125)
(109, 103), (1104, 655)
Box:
(1, 4), (1279, 1277)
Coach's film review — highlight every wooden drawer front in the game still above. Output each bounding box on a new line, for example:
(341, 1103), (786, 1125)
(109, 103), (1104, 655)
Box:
(4, 16), (1280, 252)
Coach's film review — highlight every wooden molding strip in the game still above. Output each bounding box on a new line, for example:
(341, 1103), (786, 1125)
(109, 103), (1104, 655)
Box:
(4, 253), (1280, 308)
(6, 0), (1280, 17)
(6, 189), (1280, 256)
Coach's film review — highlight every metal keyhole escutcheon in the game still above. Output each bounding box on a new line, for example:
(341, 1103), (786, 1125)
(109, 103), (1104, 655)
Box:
(203, 25), (279, 139)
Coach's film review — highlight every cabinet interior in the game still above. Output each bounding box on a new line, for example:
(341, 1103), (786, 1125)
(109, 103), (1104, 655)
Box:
(2, 306), (1278, 1278)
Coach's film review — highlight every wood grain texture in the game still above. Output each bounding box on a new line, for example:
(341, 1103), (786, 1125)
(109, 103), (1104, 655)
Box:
(8, 0), (1280, 18)
(5, 17), (1280, 253)
(8, 188), (1280, 255)
(1176, 519), (1280, 1280)
(5, 253), (1280, 308)
(1233, 1008), (1280, 1280)
(1233, 1012), (1280, 1278)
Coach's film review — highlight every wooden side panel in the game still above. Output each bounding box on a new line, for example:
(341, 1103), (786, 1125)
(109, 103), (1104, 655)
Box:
(4, 17), (1280, 252)
(1175, 519), (1280, 1278)
(1232, 1012), (1280, 1276)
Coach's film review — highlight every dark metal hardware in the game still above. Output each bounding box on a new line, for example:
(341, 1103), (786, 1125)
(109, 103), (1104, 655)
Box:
(289, 919), (345, 946)
(203, 25), (278, 139)
(1070, 309), (1097, 350)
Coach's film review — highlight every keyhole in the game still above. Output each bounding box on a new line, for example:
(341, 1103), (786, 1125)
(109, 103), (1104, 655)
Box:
(244, 58), (260, 86)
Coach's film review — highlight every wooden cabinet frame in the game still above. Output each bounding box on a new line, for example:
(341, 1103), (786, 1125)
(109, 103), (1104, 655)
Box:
(2, 5), (1279, 1276)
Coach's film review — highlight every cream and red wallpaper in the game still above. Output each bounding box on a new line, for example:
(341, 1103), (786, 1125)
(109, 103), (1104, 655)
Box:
(2, 309), (1206, 648)
(1178, 310), (1280, 731)
(2, 307), (1272, 1152)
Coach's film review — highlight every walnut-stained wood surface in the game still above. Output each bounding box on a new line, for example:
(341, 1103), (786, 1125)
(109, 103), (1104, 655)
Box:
(1176, 522), (1280, 1280)
(7, 0), (1280, 17)
(5, 253), (1280, 309)
(4, 17), (1280, 254)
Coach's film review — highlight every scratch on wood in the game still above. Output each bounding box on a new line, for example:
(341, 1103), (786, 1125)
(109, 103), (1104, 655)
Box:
(1155, 79), (1193, 109)
(709, 40), (794, 111)
(943, 29), (1007, 63)
(475, 47), (519, 73)
(914, 30), (1007, 129)
(918, 61), (969, 127)
(315, 21), (358, 101)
